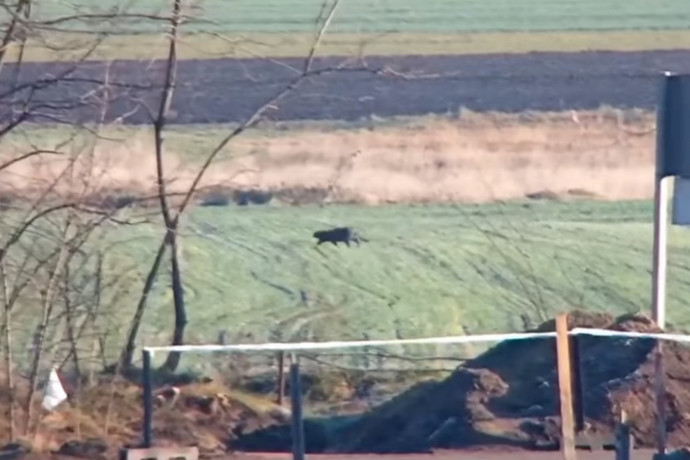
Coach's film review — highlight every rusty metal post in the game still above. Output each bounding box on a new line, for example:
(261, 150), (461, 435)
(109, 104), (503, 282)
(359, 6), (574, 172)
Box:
(556, 314), (577, 460)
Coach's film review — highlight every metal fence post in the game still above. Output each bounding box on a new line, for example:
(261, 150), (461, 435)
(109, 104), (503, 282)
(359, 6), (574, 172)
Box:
(142, 349), (153, 448)
(616, 410), (632, 460)
(570, 335), (585, 434)
(277, 351), (286, 406)
(289, 353), (305, 460)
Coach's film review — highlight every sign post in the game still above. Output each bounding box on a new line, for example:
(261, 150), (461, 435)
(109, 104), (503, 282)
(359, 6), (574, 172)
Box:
(652, 72), (690, 456)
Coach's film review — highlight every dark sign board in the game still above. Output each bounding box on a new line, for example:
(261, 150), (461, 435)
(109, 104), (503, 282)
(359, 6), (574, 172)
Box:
(657, 73), (690, 179)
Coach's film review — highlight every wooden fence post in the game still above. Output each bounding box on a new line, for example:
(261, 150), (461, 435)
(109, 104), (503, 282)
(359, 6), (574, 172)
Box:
(556, 313), (577, 460)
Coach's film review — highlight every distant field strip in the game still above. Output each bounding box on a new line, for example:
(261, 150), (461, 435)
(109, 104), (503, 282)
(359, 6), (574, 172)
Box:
(2, 109), (658, 204)
(13, 31), (690, 62)
(32, 0), (690, 33)
(12, 0), (690, 61)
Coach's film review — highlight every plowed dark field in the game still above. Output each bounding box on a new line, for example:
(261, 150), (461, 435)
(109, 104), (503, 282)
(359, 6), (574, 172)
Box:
(3, 49), (690, 125)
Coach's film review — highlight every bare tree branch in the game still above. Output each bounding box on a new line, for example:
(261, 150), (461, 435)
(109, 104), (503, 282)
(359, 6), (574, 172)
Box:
(0, 149), (62, 172)
(0, 0), (30, 74)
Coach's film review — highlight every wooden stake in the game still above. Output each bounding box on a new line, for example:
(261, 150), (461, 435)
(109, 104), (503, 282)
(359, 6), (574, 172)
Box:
(556, 313), (577, 460)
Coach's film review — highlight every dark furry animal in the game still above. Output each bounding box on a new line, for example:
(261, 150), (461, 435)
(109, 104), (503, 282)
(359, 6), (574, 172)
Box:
(312, 227), (368, 247)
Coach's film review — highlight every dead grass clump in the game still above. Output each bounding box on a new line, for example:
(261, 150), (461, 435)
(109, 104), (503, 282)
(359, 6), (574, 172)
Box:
(0, 132), (243, 206)
(1, 109), (657, 206)
(242, 108), (657, 204)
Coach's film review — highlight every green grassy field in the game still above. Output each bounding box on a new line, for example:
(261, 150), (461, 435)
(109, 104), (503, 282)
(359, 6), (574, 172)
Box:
(86, 198), (690, 370)
(0, 114), (666, 373)
(11, 0), (690, 61)
(4, 0), (689, 375)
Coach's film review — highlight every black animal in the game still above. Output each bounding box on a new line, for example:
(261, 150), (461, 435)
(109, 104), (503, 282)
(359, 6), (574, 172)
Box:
(312, 227), (368, 247)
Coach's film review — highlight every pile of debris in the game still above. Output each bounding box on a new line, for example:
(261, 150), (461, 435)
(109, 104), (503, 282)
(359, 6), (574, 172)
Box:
(0, 377), (289, 459)
(331, 311), (690, 453)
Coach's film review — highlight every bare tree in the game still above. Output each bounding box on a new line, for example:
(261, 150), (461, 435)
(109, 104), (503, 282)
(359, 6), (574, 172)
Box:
(0, 1), (164, 437)
(0, 259), (16, 440)
(150, 0), (186, 373)
(119, 0), (349, 372)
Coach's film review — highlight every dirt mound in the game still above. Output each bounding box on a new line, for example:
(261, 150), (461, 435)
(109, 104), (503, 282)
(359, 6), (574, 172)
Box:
(333, 311), (690, 453)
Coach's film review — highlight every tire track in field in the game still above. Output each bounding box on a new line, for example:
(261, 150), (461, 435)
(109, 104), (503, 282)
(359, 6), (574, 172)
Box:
(191, 221), (272, 260)
(310, 245), (391, 302)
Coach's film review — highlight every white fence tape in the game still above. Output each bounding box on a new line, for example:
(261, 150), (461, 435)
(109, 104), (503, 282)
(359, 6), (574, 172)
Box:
(571, 327), (690, 343)
(143, 327), (690, 357)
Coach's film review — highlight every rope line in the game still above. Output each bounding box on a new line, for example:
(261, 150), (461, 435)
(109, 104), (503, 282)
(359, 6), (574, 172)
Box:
(142, 327), (684, 356)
